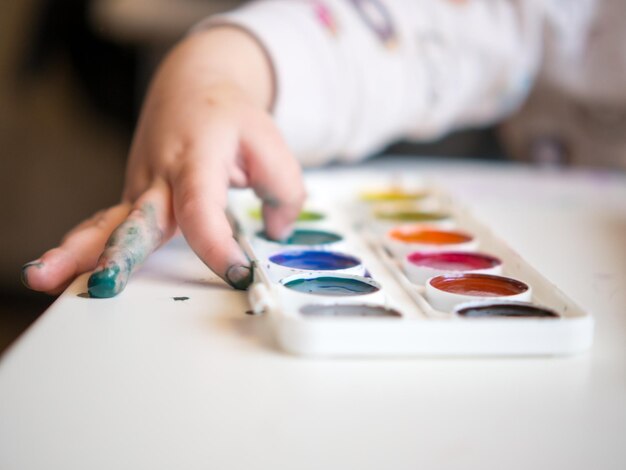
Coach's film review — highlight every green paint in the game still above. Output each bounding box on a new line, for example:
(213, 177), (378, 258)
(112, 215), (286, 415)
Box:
(173, 296), (189, 301)
(296, 210), (325, 222)
(248, 208), (325, 222)
(257, 229), (342, 245)
(374, 210), (449, 222)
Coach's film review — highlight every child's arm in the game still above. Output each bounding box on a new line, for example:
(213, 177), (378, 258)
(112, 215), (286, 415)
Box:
(22, 27), (305, 296)
(206, 0), (544, 164)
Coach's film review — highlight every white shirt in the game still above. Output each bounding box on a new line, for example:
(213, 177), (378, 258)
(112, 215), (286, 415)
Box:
(195, 0), (626, 169)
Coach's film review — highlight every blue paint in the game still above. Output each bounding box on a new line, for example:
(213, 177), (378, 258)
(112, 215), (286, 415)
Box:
(283, 276), (379, 296)
(270, 250), (360, 271)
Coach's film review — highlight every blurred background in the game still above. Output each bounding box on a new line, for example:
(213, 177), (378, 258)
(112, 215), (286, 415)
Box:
(0, 0), (249, 353)
(0, 0), (524, 354)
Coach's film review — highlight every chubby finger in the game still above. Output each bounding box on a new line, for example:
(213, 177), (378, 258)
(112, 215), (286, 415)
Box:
(22, 204), (132, 295)
(87, 180), (176, 298)
(242, 112), (306, 240)
(172, 155), (253, 290)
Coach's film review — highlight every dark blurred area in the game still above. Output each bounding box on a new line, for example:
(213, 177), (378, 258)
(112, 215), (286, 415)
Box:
(0, 0), (244, 353)
(0, 0), (506, 354)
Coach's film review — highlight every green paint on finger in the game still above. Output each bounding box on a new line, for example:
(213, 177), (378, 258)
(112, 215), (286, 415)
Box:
(88, 202), (163, 299)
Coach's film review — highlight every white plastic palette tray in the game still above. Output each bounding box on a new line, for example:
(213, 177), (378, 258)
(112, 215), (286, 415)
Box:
(228, 173), (594, 357)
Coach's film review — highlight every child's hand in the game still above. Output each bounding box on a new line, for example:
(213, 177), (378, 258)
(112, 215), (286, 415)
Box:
(22, 28), (305, 297)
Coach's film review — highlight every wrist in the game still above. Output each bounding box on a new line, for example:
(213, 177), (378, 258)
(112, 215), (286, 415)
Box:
(157, 26), (275, 111)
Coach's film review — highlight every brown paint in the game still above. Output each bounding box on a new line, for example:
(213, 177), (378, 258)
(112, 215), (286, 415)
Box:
(430, 274), (529, 297)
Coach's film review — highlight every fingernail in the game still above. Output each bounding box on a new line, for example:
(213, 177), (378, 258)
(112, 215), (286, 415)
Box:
(21, 260), (43, 288)
(225, 264), (253, 290)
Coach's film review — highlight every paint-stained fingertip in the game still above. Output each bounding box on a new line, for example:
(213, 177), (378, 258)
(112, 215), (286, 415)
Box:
(88, 266), (124, 298)
(225, 264), (254, 290)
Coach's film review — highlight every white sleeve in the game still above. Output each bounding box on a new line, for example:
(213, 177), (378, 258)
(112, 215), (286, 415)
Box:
(193, 0), (545, 166)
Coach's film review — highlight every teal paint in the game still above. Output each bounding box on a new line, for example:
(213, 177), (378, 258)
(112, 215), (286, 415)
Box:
(283, 276), (379, 296)
(88, 264), (122, 298)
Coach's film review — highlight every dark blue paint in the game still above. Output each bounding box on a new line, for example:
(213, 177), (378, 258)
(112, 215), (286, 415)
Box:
(270, 250), (360, 271)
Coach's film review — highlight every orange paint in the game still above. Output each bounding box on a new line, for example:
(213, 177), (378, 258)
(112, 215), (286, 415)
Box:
(389, 228), (472, 245)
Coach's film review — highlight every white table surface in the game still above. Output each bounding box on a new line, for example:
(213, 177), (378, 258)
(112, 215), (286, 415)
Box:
(1, 159), (625, 470)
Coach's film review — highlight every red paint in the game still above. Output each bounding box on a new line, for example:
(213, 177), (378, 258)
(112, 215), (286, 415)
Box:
(430, 274), (529, 297)
(407, 252), (500, 271)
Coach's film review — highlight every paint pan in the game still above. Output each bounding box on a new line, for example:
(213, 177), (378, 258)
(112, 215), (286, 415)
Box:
(281, 273), (382, 298)
(248, 208), (325, 223)
(253, 229), (344, 255)
(267, 249), (365, 280)
(385, 227), (477, 256)
(454, 301), (559, 319)
(426, 273), (532, 313)
(228, 176), (594, 357)
(360, 188), (429, 203)
(367, 199), (441, 218)
(372, 208), (454, 233)
(375, 208), (451, 223)
(403, 251), (502, 285)
(300, 304), (402, 318)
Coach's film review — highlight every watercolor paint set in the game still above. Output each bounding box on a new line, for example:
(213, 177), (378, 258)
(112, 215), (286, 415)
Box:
(228, 173), (594, 357)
